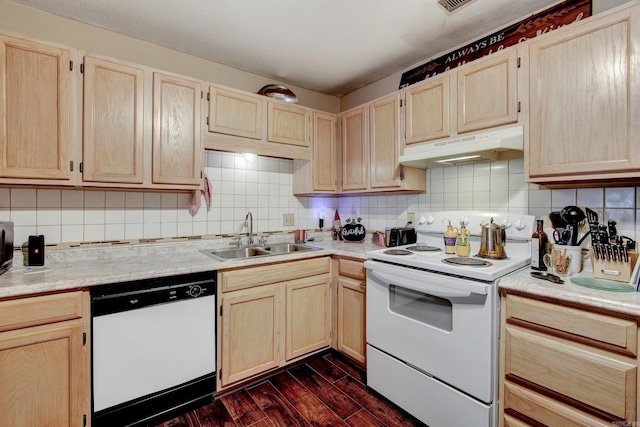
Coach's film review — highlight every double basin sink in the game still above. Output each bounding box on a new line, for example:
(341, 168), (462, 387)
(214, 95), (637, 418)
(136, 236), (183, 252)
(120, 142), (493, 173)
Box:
(201, 242), (322, 262)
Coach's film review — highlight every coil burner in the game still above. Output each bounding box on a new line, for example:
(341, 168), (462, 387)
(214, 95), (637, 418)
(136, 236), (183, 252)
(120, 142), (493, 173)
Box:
(442, 257), (493, 267)
(383, 249), (414, 256)
(406, 245), (441, 252)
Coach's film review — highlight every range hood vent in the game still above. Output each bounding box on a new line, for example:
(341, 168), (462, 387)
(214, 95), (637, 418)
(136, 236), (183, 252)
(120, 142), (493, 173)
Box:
(438, 0), (475, 12)
(399, 126), (524, 169)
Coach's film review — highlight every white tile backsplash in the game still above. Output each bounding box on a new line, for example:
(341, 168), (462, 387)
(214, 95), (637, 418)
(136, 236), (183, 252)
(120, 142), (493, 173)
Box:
(3, 154), (640, 245)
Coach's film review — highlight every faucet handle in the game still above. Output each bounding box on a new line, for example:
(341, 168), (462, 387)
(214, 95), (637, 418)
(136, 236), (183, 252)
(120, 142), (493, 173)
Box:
(258, 235), (268, 246)
(231, 236), (242, 248)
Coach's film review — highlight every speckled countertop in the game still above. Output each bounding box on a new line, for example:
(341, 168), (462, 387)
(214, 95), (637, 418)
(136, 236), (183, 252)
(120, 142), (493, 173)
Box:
(0, 234), (375, 299)
(500, 267), (640, 317)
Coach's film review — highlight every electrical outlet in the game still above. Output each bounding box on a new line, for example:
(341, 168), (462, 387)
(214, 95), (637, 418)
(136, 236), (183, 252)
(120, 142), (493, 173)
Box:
(283, 213), (295, 227)
(407, 212), (416, 227)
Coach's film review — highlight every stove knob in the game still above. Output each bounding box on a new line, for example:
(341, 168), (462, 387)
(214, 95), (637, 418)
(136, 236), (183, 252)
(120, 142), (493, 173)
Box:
(418, 215), (428, 225)
(514, 217), (526, 231)
(459, 216), (469, 227)
(502, 217), (513, 229)
(426, 215), (435, 225)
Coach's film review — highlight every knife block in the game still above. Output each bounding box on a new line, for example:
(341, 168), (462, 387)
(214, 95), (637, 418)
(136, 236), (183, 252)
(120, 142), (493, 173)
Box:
(589, 249), (637, 282)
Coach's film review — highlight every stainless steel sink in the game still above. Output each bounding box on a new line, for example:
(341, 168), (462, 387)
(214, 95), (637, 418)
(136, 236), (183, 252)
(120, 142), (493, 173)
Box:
(262, 242), (321, 254)
(200, 242), (321, 261)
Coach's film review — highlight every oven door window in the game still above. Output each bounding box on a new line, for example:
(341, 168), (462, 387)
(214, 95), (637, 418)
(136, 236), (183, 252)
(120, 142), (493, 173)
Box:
(389, 284), (452, 331)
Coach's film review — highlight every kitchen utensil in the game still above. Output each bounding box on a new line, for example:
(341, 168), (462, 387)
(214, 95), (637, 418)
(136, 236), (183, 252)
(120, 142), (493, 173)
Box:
(530, 271), (564, 284)
(552, 244), (583, 275)
(608, 219), (618, 239)
(585, 207), (600, 248)
(543, 249), (571, 277)
(478, 218), (507, 259)
(560, 206), (586, 245)
(548, 211), (567, 229)
(553, 227), (571, 245)
(257, 84), (298, 103)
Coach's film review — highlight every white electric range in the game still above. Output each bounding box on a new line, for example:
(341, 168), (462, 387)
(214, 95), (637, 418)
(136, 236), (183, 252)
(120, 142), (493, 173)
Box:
(364, 211), (535, 427)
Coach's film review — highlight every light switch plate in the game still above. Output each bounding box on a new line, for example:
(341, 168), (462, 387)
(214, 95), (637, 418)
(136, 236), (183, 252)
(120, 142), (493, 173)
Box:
(283, 213), (295, 226)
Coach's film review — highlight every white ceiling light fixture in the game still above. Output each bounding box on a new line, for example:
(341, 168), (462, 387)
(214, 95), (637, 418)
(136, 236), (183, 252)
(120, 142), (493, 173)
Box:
(438, 0), (476, 13)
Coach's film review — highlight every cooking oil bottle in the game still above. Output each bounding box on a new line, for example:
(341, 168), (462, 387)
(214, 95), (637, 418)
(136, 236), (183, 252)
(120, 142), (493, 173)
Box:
(455, 224), (471, 256)
(444, 221), (458, 254)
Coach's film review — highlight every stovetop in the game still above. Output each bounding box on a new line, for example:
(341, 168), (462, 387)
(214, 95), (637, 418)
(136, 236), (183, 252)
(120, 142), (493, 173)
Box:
(367, 211), (536, 282)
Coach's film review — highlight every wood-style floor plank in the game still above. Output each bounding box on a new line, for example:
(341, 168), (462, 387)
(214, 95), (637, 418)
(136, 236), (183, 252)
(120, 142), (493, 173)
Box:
(159, 410), (200, 427)
(345, 408), (388, 427)
(247, 380), (310, 427)
(221, 389), (267, 427)
(323, 353), (366, 384)
(334, 376), (424, 427)
(289, 363), (361, 420)
(194, 398), (236, 427)
(305, 355), (349, 384)
(268, 371), (349, 427)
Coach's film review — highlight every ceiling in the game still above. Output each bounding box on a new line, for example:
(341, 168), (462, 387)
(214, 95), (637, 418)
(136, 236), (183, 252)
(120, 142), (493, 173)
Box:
(9, 0), (560, 97)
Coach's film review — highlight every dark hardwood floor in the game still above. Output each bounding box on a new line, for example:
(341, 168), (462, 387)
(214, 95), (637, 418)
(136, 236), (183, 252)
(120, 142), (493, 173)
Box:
(157, 352), (426, 427)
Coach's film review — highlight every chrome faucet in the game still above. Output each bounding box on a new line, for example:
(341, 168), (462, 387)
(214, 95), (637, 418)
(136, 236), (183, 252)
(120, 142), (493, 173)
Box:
(244, 211), (254, 245)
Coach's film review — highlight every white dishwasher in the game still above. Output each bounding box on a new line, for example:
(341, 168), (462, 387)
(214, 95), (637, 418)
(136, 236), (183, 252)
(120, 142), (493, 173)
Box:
(91, 271), (216, 427)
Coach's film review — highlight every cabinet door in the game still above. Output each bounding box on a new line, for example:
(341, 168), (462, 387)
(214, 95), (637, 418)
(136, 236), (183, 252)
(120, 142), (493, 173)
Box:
(82, 56), (145, 184)
(152, 72), (202, 186)
(0, 35), (72, 181)
(370, 93), (402, 188)
(0, 323), (87, 427)
(341, 106), (368, 190)
(312, 111), (337, 192)
(285, 274), (331, 361)
(208, 86), (262, 139)
(528, 6), (640, 178)
(220, 285), (282, 387)
(457, 48), (518, 134)
(405, 75), (451, 144)
(267, 101), (310, 147)
(337, 276), (366, 364)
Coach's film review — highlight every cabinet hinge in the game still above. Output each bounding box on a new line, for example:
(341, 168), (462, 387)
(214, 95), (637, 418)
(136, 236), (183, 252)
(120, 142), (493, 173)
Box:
(79, 162), (84, 173)
(400, 99), (403, 108)
(207, 117), (210, 126)
(517, 57), (521, 68)
(70, 60), (73, 71)
(517, 101), (521, 113)
(219, 369), (222, 380)
(200, 170), (203, 179)
(400, 168), (405, 181)
(201, 90), (204, 99)
(207, 92), (210, 101)
(80, 63), (84, 74)
(83, 332), (87, 346)
(70, 161), (74, 172)
(83, 414), (87, 426)
(219, 305), (222, 316)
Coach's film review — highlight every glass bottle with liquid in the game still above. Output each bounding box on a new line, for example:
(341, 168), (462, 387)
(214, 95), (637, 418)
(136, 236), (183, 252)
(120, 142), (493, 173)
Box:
(531, 219), (548, 271)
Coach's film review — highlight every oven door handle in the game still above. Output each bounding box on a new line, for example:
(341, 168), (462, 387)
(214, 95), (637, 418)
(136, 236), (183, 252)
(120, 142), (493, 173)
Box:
(369, 270), (482, 298)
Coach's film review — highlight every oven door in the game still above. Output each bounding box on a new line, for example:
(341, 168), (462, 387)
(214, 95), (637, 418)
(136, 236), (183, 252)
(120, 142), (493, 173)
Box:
(365, 259), (498, 403)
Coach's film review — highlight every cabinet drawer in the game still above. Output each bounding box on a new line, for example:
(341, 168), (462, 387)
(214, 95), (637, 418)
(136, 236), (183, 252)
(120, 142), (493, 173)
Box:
(504, 381), (611, 427)
(338, 258), (365, 280)
(504, 325), (636, 420)
(503, 414), (531, 427)
(220, 257), (330, 292)
(505, 294), (637, 356)
(0, 291), (85, 332)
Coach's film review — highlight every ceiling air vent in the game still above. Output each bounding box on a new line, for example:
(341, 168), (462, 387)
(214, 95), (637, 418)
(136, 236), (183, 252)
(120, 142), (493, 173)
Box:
(438, 0), (474, 12)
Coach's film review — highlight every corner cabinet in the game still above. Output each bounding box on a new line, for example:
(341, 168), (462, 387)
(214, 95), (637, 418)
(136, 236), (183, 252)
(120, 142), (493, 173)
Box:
(527, 4), (640, 183)
(217, 257), (331, 389)
(335, 258), (366, 364)
(500, 292), (638, 426)
(0, 35), (74, 184)
(341, 93), (426, 194)
(0, 291), (90, 427)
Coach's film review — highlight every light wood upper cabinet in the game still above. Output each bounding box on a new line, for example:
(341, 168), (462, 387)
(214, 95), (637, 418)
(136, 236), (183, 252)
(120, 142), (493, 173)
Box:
(0, 291), (90, 427)
(405, 75), (451, 145)
(208, 86), (262, 140)
(152, 72), (203, 186)
(82, 56), (145, 184)
(370, 93), (402, 188)
(457, 48), (518, 134)
(341, 106), (369, 191)
(0, 35), (73, 182)
(527, 4), (640, 182)
(267, 101), (310, 147)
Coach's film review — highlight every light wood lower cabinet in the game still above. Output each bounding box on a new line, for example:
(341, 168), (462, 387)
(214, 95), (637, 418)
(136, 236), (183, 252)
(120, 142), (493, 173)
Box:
(217, 257), (331, 389)
(336, 258), (366, 364)
(500, 292), (639, 426)
(0, 291), (90, 427)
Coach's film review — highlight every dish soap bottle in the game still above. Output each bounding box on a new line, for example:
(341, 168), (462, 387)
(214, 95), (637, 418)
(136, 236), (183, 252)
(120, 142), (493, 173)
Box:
(531, 219), (548, 271)
(444, 221), (458, 254)
(455, 225), (471, 257)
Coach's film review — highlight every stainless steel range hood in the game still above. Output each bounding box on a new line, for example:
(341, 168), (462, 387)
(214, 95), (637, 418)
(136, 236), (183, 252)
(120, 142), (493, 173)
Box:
(399, 126), (524, 168)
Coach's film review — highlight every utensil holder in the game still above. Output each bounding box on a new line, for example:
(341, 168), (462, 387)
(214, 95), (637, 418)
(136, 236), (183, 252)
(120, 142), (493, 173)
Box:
(590, 249), (637, 282)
